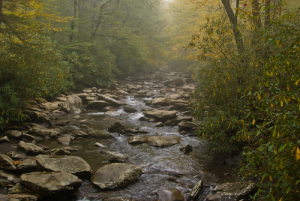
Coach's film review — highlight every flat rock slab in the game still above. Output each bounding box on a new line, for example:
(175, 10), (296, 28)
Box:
(91, 163), (142, 190)
(157, 188), (184, 201)
(206, 182), (258, 201)
(20, 172), (82, 197)
(17, 141), (44, 156)
(87, 128), (114, 139)
(29, 123), (58, 137)
(127, 136), (148, 145)
(17, 158), (39, 173)
(143, 110), (177, 121)
(35, 155), (91, 176)
(0, 154), (16, 170)
(147, 136), (181, 147)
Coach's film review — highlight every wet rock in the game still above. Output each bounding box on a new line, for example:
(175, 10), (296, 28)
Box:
(58, 137), (71, 145)
(0, 136), (9, 143)
(98, 94), (123, 106)
(180, 144), (193, 154)
(124, 128), (149, 134)
(61, 125), (79, 134)
(143, 110), (177, 121)
(3, 130), (22, 138)
(139, 116), (149, 121)
(35, 155), (91, 176)
(109, 156), (126, 163)
(91, 163), (142, 189)
(47, 149), (72, 156)
(126, 84), (142, 91)
(87, 100), (110, 110)
(54, 119), (70, 126)
(101, 150), (129, 159)
(0, 179), (11, 188)
(154, 122), (164, 127)
(8, 183), (27, 194)
(17, 141), (44, 156)
(178, 121), (196, 132)
(127, 136), (148, 145)
(41, 101), (61, 112)
(205, 182), (258, 201)
(116, 89), (129, 95)
(187, 180), (203, 201)
(108, 122), (126, 133)
(20, 172), (82, 197)
(22, 134), (38, 141)
(6, 151), (27, 160)
(87, 128), (114, 139)
(61, 94), (83, 113)
(152, 97), (169, 106)
(23, 110), (51, 125)
(29, 123), (58, 137)
(0, 154), (16, 170)
(147, 136), (181, 147)
(62, 134), (75, 140)
(157, 188), (184, 201)
(72, 130), (88, 137)
(17, 158), (38, 173)
(9, 193), (38, 201)
(123, 106), (138, 113)
(0, 170), (19, 184)
(94, 142), (107, 147)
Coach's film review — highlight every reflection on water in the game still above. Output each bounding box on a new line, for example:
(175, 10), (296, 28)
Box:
(41, 93), (238, 200)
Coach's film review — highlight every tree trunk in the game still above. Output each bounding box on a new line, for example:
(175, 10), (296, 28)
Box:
(69, 0), (77, 42)
(251, 0), (262, 28)
(265, 0), (271, 27)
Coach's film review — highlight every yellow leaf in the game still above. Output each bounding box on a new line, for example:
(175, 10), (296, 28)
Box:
(281, 101), (283, 107)
(258, 93), (261, 100)
(252, 119), (255, 124)
(279, 198), (283, 201)
(269, 175), (272, 181)
(295, 146), (300, 161)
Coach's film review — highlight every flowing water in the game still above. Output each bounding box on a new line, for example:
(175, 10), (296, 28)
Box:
(39, 74), (239, 201)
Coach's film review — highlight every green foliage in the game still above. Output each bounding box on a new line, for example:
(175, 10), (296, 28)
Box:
(190, 4), (300, 201)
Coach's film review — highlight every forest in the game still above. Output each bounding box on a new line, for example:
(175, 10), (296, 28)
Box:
(0, 0), (300, 200)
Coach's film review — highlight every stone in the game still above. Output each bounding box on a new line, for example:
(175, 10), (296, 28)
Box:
(54, 119), (70, 126)
(6, 151), (26, 160)
(61, 94), (83, 113)
(94, 142), (107, 148)
(0, 154), (16, 170)
(108, 122), (126, 133)
(187, 180), (203, 201)
(17, 141), (44, 156)
(35, 155), (91, 176)
(0, 136), (9, 143)
(178, 121), (196, 132)
(23, 110), (51, 125)
(0, 194), (9, 201)
(72, 130), (88, 137)
(205, 182), (258, 201)
(87, 100), (111, 110)
(46, 149), (71, 156)
(124, 128), (148, 134)
(123, 106), (138, 113)
(20, 172), (82, 197)
(91, 163), (142, 190)
(164, 78), (185, 86)
(143, 110), (177, 121)
(41, 101), (61, 112)
(61, 125), (79, 134)
(109, 156), (126, 163)
(157, 188), (184, 201)
(180, 144), (193, 154)
(29, 123), (58, 137)
(127, 136), (148, 145)
(97, 94), (123, 106)
(17, 158), (39, 173)
(3, 130), (22, 138)
(8, 183), (27, 194)
(87, 128), (114, 139)
(101, 150), (129, 159)
(9, 193), (38, 201)
(116, 90), (129, 95)
(58, 137), (71, 145)
(155, 122), (164, 127)
(22, 134), (38, 141)
(126, 84), (142, 91)
(147, 136), (181, 147)
(0, 170), (19, 183)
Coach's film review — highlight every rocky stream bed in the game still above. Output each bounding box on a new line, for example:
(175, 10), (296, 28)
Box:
(0, 69), (257, 201)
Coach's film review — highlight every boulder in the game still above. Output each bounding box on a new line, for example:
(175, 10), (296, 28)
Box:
(61, 125), (79, 134)
(29, 123), (58, 137)
(54, 119), (70, 126)
(143, 110), (177, 121)
(126, 84), (142, 91)
(87, 100), (110, 110)
(187, 180), (203, 201)
(17, 158), (39, 173)
(41, 101), (61, 112)
(6, 151), (26, 160)
(157, 188), (184, 201)
(127, 136), (148, 145)
(0, 154), (16, 170)
(108, 122), (126, 133)
(152, 97), (169, 106)
(91, 163), (142, 190)
(155, 122), (164, 127)
(87, 128), (114, 139)
(178, 122), (196, 132)
(123, 106), (138, 113)
(61, 95), (83, 113)
(0, 170), (19, 183)
(97, 94), (123, 106)
(116, 89), (129, 95)
(94, 142), (107, 148)
(3, 130), (22, 138)
(0, 136), (9, 143)
(35, 155), (91, 176)
(20, 172), (82, 197)
(58, 137), (71, 145)
(101, 150), (129, 159)
(147, 136), (181, 147)
(205, 182), (258, 201)
(23, 110), (51, 125)
(180, 144), (193, 154)
(72, 130), (88, 137)
(17, 141), (44, 156)
(46, 149), (71, 156)
(8, 183), (27, 194)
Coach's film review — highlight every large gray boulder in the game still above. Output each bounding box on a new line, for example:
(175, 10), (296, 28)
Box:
(205, 182), (258, 201)
(3, 130), (22, 138)
(147, 136), (181, 147)
(91, 163), (142, 190)
(61, 95), (83, 113)
(29, 123), (58, 137)
(17, 141), (44, 156)
(87, 128), (114, 139)
(0, 154), (16, 170)
(143, 110), (177, 121)
(157, 188), (184, 201)
(20, 172), (82, 197)
(97, 94), (123, 106)
(35, 155), (91, 176)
